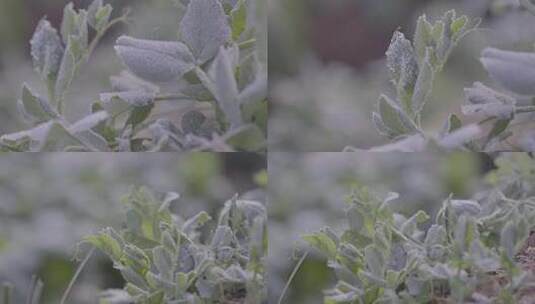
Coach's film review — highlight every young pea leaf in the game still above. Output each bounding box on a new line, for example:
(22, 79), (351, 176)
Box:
(60, 3), (88, 49)
(115, 36), (195, 83)
(231, 0), (247, 40)
(480, 48), (535, 96)
(17, 84), (58, 123)
(100, 90), (156, 107)
(55, 36), (79, 104)
(30, 19), (64, 80)
(179, 0), (231, 64)
(411, 49), (434, 115)
(198, 47), (243, 128)
(373, 94), (418, 139)
(88, 0), (112, 31)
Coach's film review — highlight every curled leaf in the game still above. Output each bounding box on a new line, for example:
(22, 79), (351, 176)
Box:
(480, 48), (535, 95)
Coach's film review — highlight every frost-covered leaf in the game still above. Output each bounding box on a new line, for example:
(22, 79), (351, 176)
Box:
(88, 0), (112, 32)
(373, 95), (418, 139)
(413, 15), (434, 63)
(369, 134), (427, 152)
(385, 31), (418, 112)
(99, 289), (133, 304)
(303, 229), (338, 259)
(100, 90), (156, 107)
(411, 49), (434, 115)
(115, 36), (195, 83)
(60, 3), (88, 49)
(55, 36), (78, 103)
(86, 227), (124, 261)
(198, 47), (242, 128)
(450, 200), (481, 216)
(18, 84), (58, 123)
(30, 19), (64, 79)
(463, 82), (516, 119)
(480, 48), (535, 96)
(179, 0), (231, 64)
(438, 124), (482, 149)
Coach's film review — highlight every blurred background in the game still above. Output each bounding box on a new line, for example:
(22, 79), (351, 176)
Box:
(268, 152), (496, 304)
(269, 0), (535, 151)
(0, 153), (266, 303)
(0, 0), (198, 135)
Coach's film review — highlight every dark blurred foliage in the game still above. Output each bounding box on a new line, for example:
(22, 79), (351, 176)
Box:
(269, 0), (487, 76)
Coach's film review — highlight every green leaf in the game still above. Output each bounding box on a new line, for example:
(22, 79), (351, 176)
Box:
(413, 15), (434, 63)
(486, 119), (511, 143)
(303, 230), (338, 259)
(61, 3), (88, 48)
(230, 0), (247, 40)
(411, 48), (434, 115)
(88, 0), (112, 32)
(17, 84), (58, 123)
(125, 104), (154, 129)
(226, 125), (265, 151)
(55, 36), (78, 105)
(86, 227), (124, 261)
(443, 113), (462, 134)
(374, 94), (417, 139)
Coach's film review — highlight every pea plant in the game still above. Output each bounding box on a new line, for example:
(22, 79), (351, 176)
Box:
(301, 153), (535, 303)
(1, 187), (267, 304)
(346, 3), (535, 152)
(0, 0), (266, 152)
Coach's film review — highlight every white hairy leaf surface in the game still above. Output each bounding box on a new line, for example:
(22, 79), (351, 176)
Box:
(30, 19), (64, 78)
(201, 47), (243, 128)
(115, 36), (195, 82)
(179, 0), (231, 64)
(481, 48), (535, 96)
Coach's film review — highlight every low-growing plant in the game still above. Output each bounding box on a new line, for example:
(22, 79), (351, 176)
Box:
(301, 153), (535, 303)
(346, 3), (535, 152)
(0, 187), (267, 304)
(0, 0), (266, 152)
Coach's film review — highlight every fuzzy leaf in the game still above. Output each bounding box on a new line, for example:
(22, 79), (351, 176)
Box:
(115, 36), (195, 83)
(199, 47), (242, 128)
(411, 49), (434, 115)
(179, 0), (231, 64)
(30, 19), (64, 79)
(480, 48), (535, 96)
(18, 84), (58, 123)
(374, 94), (417, 139)
(55, 36), (78, 103)
(60, 3), (88, 48)
(100, 90), (156, 107)
(230, 0), (247, 40)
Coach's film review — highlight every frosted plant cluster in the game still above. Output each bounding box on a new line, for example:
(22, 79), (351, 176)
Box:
(0, 0), (266, 152)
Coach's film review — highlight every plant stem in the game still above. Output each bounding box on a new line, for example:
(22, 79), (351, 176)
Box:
(154, 94), (192, 102)
(86, 14), (130, 61)
(478, 106), (535, 126)
(60, 247), (95, 304)
(278, 251), (309, 304)
(238, 38), (256, 49)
